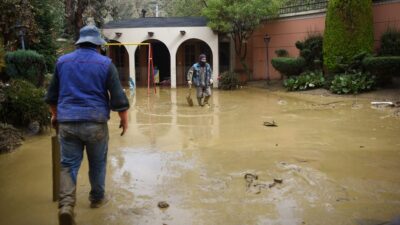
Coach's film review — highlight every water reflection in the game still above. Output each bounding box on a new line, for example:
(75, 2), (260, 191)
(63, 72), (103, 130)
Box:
(0, 87), (399, 225)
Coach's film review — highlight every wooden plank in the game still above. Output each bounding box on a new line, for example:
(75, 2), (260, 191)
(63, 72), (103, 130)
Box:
(51, 135), (60, 202)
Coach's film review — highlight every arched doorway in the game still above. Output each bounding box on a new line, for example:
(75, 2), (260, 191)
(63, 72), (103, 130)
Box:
(135, 40), (171, 87)
(106, 40), (129, 86)
(176, 39), (212, 86)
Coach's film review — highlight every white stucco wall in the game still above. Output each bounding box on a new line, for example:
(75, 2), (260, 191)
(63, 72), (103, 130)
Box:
(102, 26), (219, 88)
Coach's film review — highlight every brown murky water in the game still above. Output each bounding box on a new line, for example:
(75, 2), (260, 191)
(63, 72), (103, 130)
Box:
(1, 86), (400, 225)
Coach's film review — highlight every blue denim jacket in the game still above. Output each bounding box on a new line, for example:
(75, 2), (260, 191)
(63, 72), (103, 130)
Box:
(45, 47), (129, 123)
(191, 63), (212, 87)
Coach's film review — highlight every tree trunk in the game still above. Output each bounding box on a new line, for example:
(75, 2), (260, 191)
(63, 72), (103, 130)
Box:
(64, 0), (75, 37)
(74, 0), (89, 40)
(232, 33), (252, 81)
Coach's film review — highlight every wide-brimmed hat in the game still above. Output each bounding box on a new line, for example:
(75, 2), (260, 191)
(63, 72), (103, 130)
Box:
(75, 25), (106, 46)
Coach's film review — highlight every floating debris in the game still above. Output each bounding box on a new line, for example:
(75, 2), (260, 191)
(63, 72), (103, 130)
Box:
(273, 178), (283, 184)
(157, 201), (169, 209)
(371, 101), (395, 107)
(263, 121), (277, 127)
(244, 173), (283, 194)
(244, 173), (258, 188)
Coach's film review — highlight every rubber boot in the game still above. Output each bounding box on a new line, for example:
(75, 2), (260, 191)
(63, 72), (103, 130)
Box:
(204, 96), (210, 106)
(197, 97), (203, 107)
(58, 167), (76, 225)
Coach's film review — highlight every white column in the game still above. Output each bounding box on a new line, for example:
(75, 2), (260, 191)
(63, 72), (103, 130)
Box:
(126, 45), (137, 85)
(170, 49), (177, 88)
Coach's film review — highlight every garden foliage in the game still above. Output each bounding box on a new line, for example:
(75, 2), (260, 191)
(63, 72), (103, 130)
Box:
(295, 34), (323, 70)
(330, 72), (375, 94)
(284, 70), (325, 91)
(271, 57), (305, 77)
(323, 0), (373, 72)
(5, 50), (46, 87)
(0, 79), (50, 129)
(218, 71), (240, 90)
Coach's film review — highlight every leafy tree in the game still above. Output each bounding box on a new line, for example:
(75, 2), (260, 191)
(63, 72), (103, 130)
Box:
(0, 0), (38, 50)
(0, 0), (63, 72)
(64, 0), (108, 39)
(323, 0), (373, 72)
(30, 0), (64, 72)
(203, 0), (280, 80)
(106, 0), (135, 20)
(165, 0), (207, 16)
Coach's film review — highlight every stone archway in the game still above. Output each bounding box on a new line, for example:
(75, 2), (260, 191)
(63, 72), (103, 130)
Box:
(106, 40), (130, 86)
(176, 39), (213, 86)
(134, 39), (171, 87)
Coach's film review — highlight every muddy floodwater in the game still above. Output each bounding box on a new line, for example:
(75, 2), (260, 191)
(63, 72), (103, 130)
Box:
(1, 86), (400, 225)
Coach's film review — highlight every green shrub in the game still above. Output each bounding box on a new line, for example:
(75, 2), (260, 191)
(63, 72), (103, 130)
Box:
(284, 70), (325, 91)
(363, 56), (400, 85)
(295, 34), (323, 70)
(323, 0), (373, 72)
(275, 49), (289, 57)
(0, 79), (50, 129)
(271, 57), (306, 77)
(379, 27), (400, 56)
(5, 50), (46, 87)
(335, 51), (371, 74)
(218, 71), (240, 90)
(330, 72), (375, 94)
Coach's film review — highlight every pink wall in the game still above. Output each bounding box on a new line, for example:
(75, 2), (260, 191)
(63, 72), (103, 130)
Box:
(372, 1), (400, 50)
(248, 1), (400, 80)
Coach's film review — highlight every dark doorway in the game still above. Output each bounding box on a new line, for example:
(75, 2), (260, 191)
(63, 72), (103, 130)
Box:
(107, 40), (129, 86)
(219, 42), (230, 74)
(135, 40), (170, 87)
(176, 39), (212, 86)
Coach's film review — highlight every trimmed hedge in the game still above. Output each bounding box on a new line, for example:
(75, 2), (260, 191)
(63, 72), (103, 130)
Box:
(295, 34), (323, 70)
(5, 50), (46, 87)
(363, 56), (400, 85)
(323, 0), (373, 72)
(271, 57), (305, 77)
(363, 56), (400, 75)
(379, 28), (400, 56)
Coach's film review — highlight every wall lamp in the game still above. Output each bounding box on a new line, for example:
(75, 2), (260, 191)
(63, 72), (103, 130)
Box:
(180, 30), (186, 35)
(263, 33), (271, 44)
(148, 31), (154, 37)
(264, 33), (271, 82)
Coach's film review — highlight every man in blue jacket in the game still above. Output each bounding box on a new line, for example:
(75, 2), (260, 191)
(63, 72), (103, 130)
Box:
(45, 25), (129, 225)
(187, 54), (213, 106)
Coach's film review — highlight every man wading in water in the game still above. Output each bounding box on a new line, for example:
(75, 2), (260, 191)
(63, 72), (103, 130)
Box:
(187, 54), (213, 106)
(45, 25), (129, 225)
